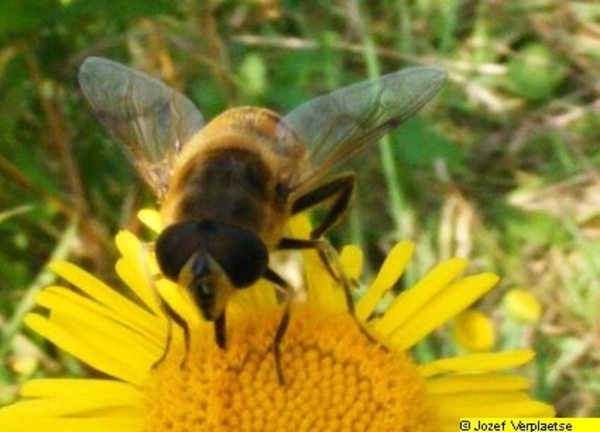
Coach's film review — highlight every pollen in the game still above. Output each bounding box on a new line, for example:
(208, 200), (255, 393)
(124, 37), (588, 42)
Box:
(143, 304), (440, 432)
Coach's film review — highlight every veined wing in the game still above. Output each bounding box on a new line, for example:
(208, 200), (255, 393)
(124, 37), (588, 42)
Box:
(280, 65), (446, 192)
(78, 57), (205, 198)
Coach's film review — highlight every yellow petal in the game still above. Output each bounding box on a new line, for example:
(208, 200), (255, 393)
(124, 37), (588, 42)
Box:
(228, 279), (278, 314)
(426, 373), (529, 394)
(0, 389), (140, 417)
(355, 241), (414, 321)
(21, 378), (139, 399)
(384, 273), (499, 350)
(373, 257), (469, 338)
(437, 395), (555, 418)
(49, 261), (155, 320)
(0, 417), (141, 432)
(340, 245), (363, 281)
(24, 312), (152, 386)
(114, 258), (163, 316)
(419, 349), (535, 378)
(137, 208), (164, 233)
(305, 246), (345, 313)
(37, 286), (164, 347)
(156, 278), (202, 328)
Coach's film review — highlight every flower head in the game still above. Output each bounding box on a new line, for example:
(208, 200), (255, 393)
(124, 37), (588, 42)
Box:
(453, 310), (497, 352)
(503, 288), (543, 323)
(0, 212), (554, 431)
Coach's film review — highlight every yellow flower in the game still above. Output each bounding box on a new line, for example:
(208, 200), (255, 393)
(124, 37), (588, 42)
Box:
(0, 212), (554, 431)
(452, 310), (497, 352)
(503, 288), (542, 323)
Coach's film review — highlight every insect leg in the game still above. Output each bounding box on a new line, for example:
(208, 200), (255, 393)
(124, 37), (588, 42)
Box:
(279, 237), (357, 312)
(287, 173), (357, 303)
(214, 312), (227, 349)
(157, 298), (191, 368)
(307, 244), (382, 347)
(138, 243), (192, 369)
(287, 180), (379, 345)
(291, 173), (355, 240)
(278, 237), (341, 284)
(263, 268), (293, 385)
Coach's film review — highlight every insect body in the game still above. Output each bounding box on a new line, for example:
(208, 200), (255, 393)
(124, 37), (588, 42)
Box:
(78, 57), (446, 381)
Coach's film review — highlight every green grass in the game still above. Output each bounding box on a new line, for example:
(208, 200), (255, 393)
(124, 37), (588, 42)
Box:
(1, 0), (599, 415)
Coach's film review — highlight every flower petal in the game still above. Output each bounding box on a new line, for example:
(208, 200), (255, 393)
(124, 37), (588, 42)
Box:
(340, 245), (363, 281)
(228, 280), (278, 314)
(452, 310), (496, 352)
(113, 230), (163, 315)
(436, 394), (555, 418)
(37, 286), (164, 348)
(49, 260), (156, 321)
(305, 249), (347, 313)
(355, 241), (415, 321)
(383, 273), (499, 350)
(375, 258), (469, 334)
(0, 386), (140, 417)
(156, 278), (202, 328)
(114, 258), (163, 317)
(24, 312), (152, 386)
(21, 379), (139, 399)
(0, 417), (141, 432)
(426, 373), (530, 394)
(419, 350), (535, 378)
(137, 208), (163, 233)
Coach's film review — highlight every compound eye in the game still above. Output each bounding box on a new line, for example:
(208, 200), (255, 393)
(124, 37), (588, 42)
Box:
(154, 220), (269, 289)
(196, 220), (269, 288)
(155, 221), (202, 282)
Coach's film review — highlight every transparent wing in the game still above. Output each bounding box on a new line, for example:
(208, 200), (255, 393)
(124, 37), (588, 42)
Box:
(280, 65), (446, 191)
(78, 57), (205, 198)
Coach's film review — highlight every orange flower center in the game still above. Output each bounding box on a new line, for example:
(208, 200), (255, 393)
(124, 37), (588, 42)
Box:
(143, 304), (440, 432)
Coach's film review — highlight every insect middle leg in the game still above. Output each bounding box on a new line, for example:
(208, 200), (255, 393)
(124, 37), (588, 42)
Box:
(286, 173), (357, 309)
(286, 173), (378, 344)
(214, 312), (227, 349)
(278, 237), (356, 315)
(291, 173), (355, 240)
(278, 237), (380, 347)
(138, 244), (192, 369)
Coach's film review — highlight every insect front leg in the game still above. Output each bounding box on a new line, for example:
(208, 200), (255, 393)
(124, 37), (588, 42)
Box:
(263, 268), (294, 385)
(139, 243), (192, 369)
(157, 296), (192, 368)
(214, 312), (227, 349)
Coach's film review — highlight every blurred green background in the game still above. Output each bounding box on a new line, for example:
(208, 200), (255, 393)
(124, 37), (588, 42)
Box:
(1, 0), (599, 416)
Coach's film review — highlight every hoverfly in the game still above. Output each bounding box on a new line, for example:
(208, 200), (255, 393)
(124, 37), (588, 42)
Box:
(78, 57), (445, 382)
